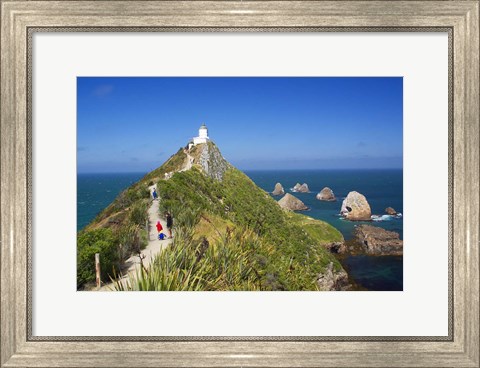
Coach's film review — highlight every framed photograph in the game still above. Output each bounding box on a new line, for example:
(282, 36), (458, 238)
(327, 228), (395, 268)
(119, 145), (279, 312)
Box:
(76, 75), (404, 293)
(1, 1), (478, 367)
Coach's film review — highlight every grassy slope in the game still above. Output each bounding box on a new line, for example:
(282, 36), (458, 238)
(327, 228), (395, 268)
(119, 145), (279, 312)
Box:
(157, 167), (344, 290)
(288, 213), (343, 245)
(142, 148), (187, 183)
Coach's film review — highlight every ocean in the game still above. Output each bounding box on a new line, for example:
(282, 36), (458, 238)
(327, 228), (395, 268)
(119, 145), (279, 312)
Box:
(77, 169), (403, 291)
(77, 173), (145, 231)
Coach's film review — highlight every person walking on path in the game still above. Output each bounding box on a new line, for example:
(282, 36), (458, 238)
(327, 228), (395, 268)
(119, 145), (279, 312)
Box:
(156, 220), (163, 237)
(165, 212), (173, 239)
(152, 188), (158, 200)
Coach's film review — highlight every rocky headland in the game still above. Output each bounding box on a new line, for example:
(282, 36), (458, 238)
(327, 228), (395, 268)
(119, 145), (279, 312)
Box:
(81, 139), (349, 291)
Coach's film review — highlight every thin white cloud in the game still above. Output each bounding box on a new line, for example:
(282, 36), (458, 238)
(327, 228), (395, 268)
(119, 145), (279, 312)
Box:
(92, 84), (114, 98)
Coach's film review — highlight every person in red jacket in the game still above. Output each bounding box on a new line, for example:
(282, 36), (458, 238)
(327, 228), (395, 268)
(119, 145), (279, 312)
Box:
(156, 220), (163, 236)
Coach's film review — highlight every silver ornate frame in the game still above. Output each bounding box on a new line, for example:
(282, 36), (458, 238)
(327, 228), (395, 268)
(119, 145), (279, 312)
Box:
(1, 1), (478, 367)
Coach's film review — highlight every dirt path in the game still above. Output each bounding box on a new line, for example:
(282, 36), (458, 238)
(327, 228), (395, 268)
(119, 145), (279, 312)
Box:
(180, 150), (194, 172)
(98, 186), (172, 291)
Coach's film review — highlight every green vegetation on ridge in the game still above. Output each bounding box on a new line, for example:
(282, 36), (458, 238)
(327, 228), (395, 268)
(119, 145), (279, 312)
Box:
(153, 167), (343, 290)
(142, 148), (187, 183)
(78, 143), (345, 291)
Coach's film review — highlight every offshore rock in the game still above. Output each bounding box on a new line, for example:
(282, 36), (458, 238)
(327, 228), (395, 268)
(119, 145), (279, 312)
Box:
(316, 187), (336, 201)
(354, 225), (403, 256)
(340, 191), (372, 221)
(278, 193), (309, 211)
(385, 207), (397, 215)
(292, 183), (310, 193)
(292, 183), (302, 191)
(272, 183), (285, 196)
(317, 262), (350, 291)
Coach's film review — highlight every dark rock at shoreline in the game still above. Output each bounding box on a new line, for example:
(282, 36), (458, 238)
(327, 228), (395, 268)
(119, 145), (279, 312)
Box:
(354, 225), (403, 256)
(385, 207), (397, 215)
(292, 183), (310, 193)
(323, 242), (346, 254)
(278, 193), (309, 211)
(272, 183), (285, 196)
(340, 191), (372, 221)
(316, 187), (336, 201)
(317, 262), (350, 291)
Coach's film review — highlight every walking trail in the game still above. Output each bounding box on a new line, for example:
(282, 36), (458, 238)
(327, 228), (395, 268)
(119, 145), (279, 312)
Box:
(99, 152), (194, 291)
(180, 150), (194, 172)
(99, 185), (172, 291)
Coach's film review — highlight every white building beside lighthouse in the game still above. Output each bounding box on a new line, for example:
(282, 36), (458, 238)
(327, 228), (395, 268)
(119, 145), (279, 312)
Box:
(192, 123), (210, 146)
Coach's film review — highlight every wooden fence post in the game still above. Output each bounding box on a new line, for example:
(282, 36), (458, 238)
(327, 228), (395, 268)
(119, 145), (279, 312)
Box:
(95, 253), (101, 289)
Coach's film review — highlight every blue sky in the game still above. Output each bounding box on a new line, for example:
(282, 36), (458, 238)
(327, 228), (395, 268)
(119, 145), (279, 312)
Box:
(77, 77), (402, 173)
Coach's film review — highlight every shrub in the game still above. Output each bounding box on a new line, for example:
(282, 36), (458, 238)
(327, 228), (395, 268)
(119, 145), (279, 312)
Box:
(77, 228), (118, 288)
(112, 185), (150, 212)
(116, 224), (147, 262)
(114, 228), (261, 291)
(129, 200), (148, 226)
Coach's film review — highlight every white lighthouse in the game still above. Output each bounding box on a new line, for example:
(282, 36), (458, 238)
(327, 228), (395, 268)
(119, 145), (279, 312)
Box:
(193, 123), (210, 146)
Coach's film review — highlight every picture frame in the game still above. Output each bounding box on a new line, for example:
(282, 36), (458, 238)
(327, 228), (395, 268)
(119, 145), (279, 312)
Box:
(1, 1), (478, 367)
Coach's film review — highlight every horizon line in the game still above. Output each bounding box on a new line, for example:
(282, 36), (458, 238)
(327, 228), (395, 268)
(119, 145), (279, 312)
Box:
(77, 167), (404, 175)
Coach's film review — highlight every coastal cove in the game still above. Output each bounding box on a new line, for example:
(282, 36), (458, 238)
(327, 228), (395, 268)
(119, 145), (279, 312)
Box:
(78, 169), (403, 291)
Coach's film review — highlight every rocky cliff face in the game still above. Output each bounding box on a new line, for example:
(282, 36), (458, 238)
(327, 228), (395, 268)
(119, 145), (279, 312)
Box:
(340, 191), (372, 221)
(198, 142), (232, 181)
(317, 262), (350, 291)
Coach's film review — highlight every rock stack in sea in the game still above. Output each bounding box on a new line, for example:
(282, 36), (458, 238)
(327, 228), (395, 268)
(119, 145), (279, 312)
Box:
(354, 225), (403, 256)
(385, 207), (397, 215)
(340, 191), (372, 221)
(316, 187), (336, 201)
(272, 183), (285, 196)
(292, 183), (310, 193)
(278, 193), (309, 211)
